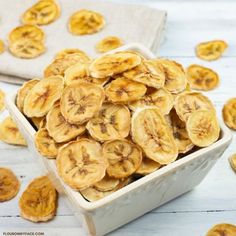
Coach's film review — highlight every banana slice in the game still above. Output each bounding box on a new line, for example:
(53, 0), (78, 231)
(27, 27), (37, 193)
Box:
(154, 59), (187, 94)
(57, 139), (108, 190)
(174, 91), (215, 122)
(129, 88), (174, 115)
(96, 36), (123, 53)
(206, 223), (236, 236)
(55, 48), (90, 61)
(89, 52), (141, 78)
(68, 9), (105, 35)
(16, 79), (39, 113)
(0, 167), (20, 202)
(23, 76), (64, 117)
(105, 77), (147, 104)
(86, 103), (130, 142)
(186, 110), (220, 147)
(0, 117), (27, 146)
(0, 39), (5, 54)
(222, 98), (236, 130)
(229, 154), (236, 173)
(187, 64), (219, 91)
(19, 176), (57, 222)
(131, 107), (178, 164)
(60, 82), (105, 124)
(93, 174), (120, 192)
(135, 157), (161, 175)
(21, 0), (60, 25)
(0, 89), (5, 111)
(196, 40), (228, 61)
(46, 104), (86, 142)
(123, 60), (165, 89)
(102, 139), (142, 178)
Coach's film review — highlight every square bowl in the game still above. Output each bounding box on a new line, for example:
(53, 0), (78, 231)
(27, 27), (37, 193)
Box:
(6, 43), (232, 236)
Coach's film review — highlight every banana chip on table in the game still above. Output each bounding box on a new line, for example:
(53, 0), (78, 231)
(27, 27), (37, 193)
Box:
(55, 48), (90, 61)
(19, 176), (57, 222)
(135, 157), (161, 175)
(96, 36), (123, 53)
(68, 9), (105, 35)
(0, 89), (5, 111)
(0, 117), (27, 146)
(0, 40), (5, 54)
(196, 40), (228, 61)
(229, 154), (236, 173)
(206, 223), (236, 236)
(57, 139), (108, 190)
(0, 167), (20, 202)
(187, 64), (219, 91)
(222, 98), (236, 130)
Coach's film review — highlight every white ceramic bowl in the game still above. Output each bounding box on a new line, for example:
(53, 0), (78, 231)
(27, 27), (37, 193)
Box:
(6, 43), (232, 236)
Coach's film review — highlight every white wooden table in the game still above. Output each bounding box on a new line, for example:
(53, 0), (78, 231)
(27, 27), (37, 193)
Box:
(0, 0), (236, 235)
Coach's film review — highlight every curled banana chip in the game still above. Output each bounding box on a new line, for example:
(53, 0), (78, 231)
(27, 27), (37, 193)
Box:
(105, 77), (147, 104)
(0, 40), (5, 54)
(187, 64), (219, 91)
(0, 167), (20, 202)
(19, 176), (57, 222)
(206, 223), (236, 236)
(46, 104), (86, 142)
(96, 36), (123, 53)
(68, 9), (105, 35)
(0, 117), (27, 146)
(186, 110), (220, 147)
(93, 174), (120, 192)
(103, 139), (142, 178)
(55, 48), (90, 61)
(229, 154), (236, 173)
(0, 89), (5, 111)
(222, 98), (236, 130)
(24, 76), (64, 117)
(174, 91), (215, 122)
(60, 82), (105, 124)
(131, 107), (178, 164)
(196, 40), (228, 61)
(89, 52), (141, 78)
(86, 103), (130, 142)
(57, 139), (108, 190)
(135, 157), (161, 175)
(21, 0), (60, 25)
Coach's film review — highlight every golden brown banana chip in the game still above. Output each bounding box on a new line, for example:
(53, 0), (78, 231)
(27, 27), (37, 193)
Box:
(23, 76), (64, 117)
(19, 176), (57, 222)
(222, 98), (236, 130)
(229, 154), (236, 173)
(55, 48), (90, 61)
(0, 167), (20, 202)
(0, 117), (27, 146)
(0, 89), (5, 111)
(21, 0), (60, 25)
(46, 104), (86, 142)
(186, 110), (220, 147)
(96, 36), (123, 53)
(105, 77), (147, 104)
(0, 40), (5, 54)
(174, 91), (215, 122)
(89, 52), (141, 78)
(93, 174), (120, 192)
(68, 9), (105, 35)
(135, 157), (161, 175)
(187, 64), (219, 91)
(131, 107), (178, 164)
(103, 139), (142, 179)
(196, 40), (228, 61)
(86, 103), (130, 142)
(57, 139), (108, 190)
(60, 82), (105, 124)
(16, 79), (39, 113)
(129, 88), (174, 115)
(206, 223), (236, 236)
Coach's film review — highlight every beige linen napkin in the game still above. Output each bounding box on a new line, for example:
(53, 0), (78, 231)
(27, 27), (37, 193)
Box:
(0, 0), (166, 84)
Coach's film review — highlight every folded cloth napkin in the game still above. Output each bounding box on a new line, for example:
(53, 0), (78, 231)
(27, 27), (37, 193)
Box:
(0, 0), (167, 84)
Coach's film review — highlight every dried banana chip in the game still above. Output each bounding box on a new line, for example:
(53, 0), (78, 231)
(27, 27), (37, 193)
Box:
(96, 36), (123, 53)
(60, 82), (105, 124)
(196, 40), (228, 61)
(105, 77), (147, 104)
(0, 40), (5, 54)
(89, 52), (141, 78)
(103, 139), (142, 179)
(186, 110), (220, 147)
(55, 48), (90, 61)
(131, 107), (178, 164)
(135, 157), (161, 175)
(0, 117), (27, 146)
(24, 76), (64, 117)
(31, 116), (45, 130)
(57, 139), (108, 190)
(174, 91), (215, 122)
(19, 176), (57, 222)
(222, 98), (236, 130)
(206, 223), (236, 236)
(68, 9), (105, 35)
(86, 103), (130, 142)
(187, 64), (219, 91)
(93, 174), (120, 192)
(0, 89), (5, 111)
(46, 104), (86, 143)
(229, 154), (236, 173)
(0, 167), (20, 202)
(21, 0), (60, 25)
